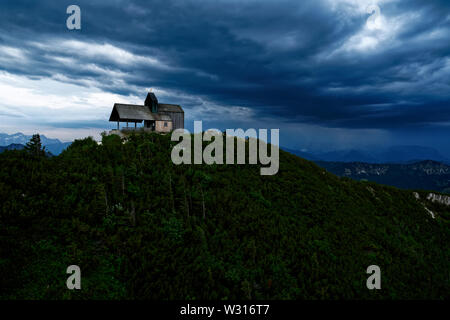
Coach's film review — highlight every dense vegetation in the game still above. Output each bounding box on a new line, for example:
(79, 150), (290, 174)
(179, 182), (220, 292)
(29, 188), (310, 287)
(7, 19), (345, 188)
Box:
(0, 133), (449, 299)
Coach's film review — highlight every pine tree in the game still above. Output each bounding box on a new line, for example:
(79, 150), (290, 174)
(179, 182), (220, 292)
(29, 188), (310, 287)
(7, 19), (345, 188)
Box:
(25, 134), (45, 156)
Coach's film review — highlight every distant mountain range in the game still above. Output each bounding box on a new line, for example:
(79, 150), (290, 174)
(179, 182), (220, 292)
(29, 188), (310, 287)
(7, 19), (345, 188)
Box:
(0, 132), (71, 155)
(0, 143), (25, 153)
(284, 145), (450, 193)
(285, 145), (450, 164)
(316, 160), (450, 193)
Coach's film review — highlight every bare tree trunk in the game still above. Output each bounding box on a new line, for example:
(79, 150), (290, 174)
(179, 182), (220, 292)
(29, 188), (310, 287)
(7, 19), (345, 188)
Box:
(104, 189), (109, 215)
(130, 200), (136, 226)
(169, 174), (175, 213)
(189, 192), (193, 217)
(201, 187), (206, 220)
(121, 171), (125, 196)
(184, 185), (190, 218)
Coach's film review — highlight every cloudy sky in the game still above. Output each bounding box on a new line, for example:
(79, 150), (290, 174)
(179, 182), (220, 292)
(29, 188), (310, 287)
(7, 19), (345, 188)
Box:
(0, 0), (449, 154)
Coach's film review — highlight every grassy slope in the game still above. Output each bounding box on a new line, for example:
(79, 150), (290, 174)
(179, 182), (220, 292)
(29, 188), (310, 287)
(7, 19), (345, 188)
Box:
(0, 132), (448, 299)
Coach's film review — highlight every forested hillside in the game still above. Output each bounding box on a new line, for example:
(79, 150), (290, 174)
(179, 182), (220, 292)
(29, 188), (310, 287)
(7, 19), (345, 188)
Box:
(0, 133), (449, 299)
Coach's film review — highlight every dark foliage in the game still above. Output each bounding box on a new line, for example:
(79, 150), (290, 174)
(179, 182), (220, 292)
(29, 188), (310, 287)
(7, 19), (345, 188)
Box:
(24, 134), (46, 157)
(0, 133), (449, 299)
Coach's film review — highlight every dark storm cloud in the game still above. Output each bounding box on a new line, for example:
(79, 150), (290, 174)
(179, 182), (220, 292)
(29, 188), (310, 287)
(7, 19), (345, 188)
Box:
(0, 0), (449, 131)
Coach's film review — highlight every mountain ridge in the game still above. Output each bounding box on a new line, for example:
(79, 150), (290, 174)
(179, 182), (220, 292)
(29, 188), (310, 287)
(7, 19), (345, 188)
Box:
(317, 160), (450, 193)
(0, 132), (71, 155)
(0, 143), (25, 153)
(285, 145), (450, 164)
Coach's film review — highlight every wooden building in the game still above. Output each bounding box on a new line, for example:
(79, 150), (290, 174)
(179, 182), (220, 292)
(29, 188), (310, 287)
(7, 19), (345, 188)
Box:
(109, 92), (184, 133)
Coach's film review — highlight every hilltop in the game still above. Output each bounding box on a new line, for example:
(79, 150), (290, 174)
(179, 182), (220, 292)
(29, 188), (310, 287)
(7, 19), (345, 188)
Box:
(0, 132), (449, 299)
